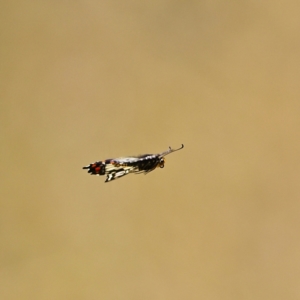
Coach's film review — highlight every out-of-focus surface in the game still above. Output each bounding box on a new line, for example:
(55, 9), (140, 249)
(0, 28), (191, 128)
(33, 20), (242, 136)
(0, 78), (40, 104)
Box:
(1, 1), (300, 299)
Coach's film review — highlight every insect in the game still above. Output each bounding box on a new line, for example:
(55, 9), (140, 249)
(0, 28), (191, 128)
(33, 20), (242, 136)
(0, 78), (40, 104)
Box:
(83, 144), (184, 182)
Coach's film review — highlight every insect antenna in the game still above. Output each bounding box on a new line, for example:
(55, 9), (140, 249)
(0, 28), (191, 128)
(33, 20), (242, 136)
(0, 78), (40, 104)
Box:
(161, 144), (184, 157)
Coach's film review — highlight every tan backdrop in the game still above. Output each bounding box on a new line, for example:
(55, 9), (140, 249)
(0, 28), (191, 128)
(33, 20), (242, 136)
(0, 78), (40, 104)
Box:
(1, 1), (300, 299)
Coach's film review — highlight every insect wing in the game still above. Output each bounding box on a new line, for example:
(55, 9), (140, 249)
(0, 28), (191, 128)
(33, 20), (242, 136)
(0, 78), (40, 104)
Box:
(105, 167), (132, 182)
(103, 157), (139, 182)
(83, 161), (106, 175)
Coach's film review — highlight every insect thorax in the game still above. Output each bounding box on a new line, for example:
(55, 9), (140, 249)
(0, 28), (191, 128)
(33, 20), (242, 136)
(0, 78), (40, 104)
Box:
(134, 155), (164, 171)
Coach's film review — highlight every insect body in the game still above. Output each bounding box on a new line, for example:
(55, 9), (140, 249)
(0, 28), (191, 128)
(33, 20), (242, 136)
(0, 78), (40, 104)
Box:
(83, 144), (184, 182)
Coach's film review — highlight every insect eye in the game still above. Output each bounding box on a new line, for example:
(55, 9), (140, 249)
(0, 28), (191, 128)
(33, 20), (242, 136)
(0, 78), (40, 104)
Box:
(159, 158), (164, 168)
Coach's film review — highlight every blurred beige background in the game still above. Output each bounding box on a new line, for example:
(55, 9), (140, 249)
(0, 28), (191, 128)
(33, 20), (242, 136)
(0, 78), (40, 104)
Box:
(1, 1), (300, 299)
